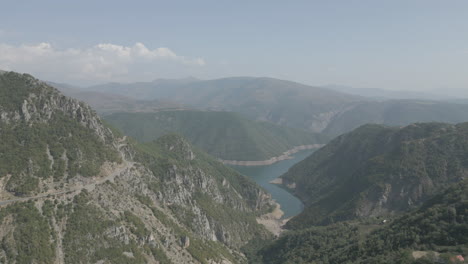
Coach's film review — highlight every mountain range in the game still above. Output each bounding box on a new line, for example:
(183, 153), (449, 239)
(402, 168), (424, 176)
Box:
(85, 77), (363, 133)
(1, 70), (467, 263)
(70, 77), (468, 137)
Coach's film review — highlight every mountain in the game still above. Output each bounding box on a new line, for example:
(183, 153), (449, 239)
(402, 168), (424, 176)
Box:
(86, 78), (468, 137)
(87, 77), (364, 133)
(50, 81), (186, 115)
(0, 71), (275, 263)
(323, 100), (468, 137)
(280, 122), (468, 229)
(255, 179), (468, 264)
(325, 85), (454, 100)
(104, 110), (328, 161)
(0, 73), (120, 195)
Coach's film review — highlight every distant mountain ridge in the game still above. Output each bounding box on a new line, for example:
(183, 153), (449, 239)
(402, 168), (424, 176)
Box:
(81, 77), (468, 136)
(323, 99), (468, 136)
(104, 110), (328, 161)
(87, 76), (364, 133)
(50, 81), (187, 115)
(325, 84), (456, 100)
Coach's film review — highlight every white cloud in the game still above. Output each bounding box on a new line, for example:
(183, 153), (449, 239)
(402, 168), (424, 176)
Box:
(0, 42), (205, 84)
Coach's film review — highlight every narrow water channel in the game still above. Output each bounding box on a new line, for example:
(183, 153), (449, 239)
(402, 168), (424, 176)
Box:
(230, 149), (315, 219)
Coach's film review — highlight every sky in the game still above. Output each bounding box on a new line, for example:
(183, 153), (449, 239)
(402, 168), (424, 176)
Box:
(1, 0), (468, 96)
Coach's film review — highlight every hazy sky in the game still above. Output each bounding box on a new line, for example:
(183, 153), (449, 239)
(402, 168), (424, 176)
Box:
(1, 0), (468, 95)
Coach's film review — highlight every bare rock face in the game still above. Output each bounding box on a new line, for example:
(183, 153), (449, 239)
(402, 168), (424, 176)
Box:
(181, 236), (190, 248)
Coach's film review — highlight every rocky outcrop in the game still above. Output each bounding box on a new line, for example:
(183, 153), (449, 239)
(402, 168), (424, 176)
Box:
(19, 76), (113, 143)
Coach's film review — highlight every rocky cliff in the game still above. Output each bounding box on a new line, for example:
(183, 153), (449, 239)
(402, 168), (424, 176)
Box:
(0, 72), (274, 264)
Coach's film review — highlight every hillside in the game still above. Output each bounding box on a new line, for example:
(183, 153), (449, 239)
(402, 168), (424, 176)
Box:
(0, 72), (275, 264)
(104, 110), (327, 161)
(255, 179), (468, 264)
(280, 122), (468, 228)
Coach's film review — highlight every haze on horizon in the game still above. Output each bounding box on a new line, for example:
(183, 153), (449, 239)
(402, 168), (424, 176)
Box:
(1, 0), (468, 97)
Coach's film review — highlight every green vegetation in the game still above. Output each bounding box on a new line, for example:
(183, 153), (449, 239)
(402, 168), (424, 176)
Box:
(123, 211), (148, 237)
(0, 71), (277, 264)
(1, 115), (116, 191)
(247, 122), (468, 263)
(135, 133), (273, 215)
(149, 246), (172, 264)
(282, 122), (468, 228)
(0, 201), (56, 264)
(133, 134), (273, 248)
(2, 71), (467, 264)
(254, 180), (468, 264)
(0, 72), (120, 195)
(0, 113), (120, 194)
(187, 237), (239, 264)
(145, 199), (241, 264)
(0, 72), (48, 112)
(63, 191), (146, 264)
(105, 110), (328, 161)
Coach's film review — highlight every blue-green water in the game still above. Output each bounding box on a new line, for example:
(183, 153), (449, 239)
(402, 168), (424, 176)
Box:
(230, 149), (314, 219)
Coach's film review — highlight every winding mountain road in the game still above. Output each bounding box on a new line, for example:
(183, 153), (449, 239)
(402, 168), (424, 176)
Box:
(0, 140), (134, 206)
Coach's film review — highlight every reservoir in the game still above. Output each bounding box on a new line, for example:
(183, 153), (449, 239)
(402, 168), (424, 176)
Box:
(230, 149), (315, 219)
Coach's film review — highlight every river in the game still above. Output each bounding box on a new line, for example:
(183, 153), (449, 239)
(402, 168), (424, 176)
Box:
(230, 149), (315, 219)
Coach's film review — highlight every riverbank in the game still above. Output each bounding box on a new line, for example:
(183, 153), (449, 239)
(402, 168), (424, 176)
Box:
(256, 203), (290, 236)
(219, 144), (323, 166)
(270, 177), (296, 189)
(230, 148), (313, 219)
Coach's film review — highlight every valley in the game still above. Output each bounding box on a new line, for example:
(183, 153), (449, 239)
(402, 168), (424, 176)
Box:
(230, 149), (315, 219)
(3, 3), (468, 263)
(0, 71), (467, 264)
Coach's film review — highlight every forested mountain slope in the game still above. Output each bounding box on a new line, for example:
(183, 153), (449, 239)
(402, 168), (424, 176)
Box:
(280, 122), (468, 228)
(0, 71), (274, 264)
(104, 110), (327, 161)
(256, 179), (468, 264)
